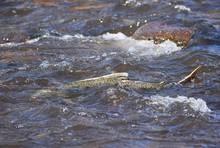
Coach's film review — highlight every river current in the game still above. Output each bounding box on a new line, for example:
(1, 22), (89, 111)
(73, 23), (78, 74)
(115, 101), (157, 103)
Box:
(0, 0), (220, 147)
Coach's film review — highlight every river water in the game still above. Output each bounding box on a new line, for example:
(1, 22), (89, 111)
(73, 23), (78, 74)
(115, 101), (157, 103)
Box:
(0, 0), (220, 147)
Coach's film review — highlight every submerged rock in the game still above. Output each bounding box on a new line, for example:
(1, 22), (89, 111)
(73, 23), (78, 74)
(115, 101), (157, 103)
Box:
(133, 22), (194, 47)
(0, 31), (28, 44)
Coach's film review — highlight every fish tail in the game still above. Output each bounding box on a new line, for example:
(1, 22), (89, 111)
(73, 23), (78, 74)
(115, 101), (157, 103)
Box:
(178, 65), (202, 84)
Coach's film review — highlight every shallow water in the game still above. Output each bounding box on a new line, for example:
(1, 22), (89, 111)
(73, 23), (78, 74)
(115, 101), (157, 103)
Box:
(0, 0), (220, 147)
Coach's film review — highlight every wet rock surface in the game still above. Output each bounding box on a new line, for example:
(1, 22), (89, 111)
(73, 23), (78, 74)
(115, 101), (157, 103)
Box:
(133, 22), (194, 47)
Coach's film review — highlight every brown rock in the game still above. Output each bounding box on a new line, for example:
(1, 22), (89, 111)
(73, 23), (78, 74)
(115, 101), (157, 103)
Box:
(33, 0), (57, 6)
(133, 22), (193, 47)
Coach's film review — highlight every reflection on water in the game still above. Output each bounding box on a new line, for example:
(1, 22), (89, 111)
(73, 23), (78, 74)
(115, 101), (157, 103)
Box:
(0, 0), (220, 147)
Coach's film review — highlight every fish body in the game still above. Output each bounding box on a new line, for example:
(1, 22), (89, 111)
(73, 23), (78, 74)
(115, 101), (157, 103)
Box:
(64, 73), (128, 89)
(64, 66), (201, 90)
(32, 66), (201, 98)
(119, 80), (166, 90)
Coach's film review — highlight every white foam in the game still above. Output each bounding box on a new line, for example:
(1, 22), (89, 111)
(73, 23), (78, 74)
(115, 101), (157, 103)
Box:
(123, 0), (142, 7)
(0, 42), (22, 47)
(47, 34), (74, 41)
(39, 60), (50, 69)
(0, 37), (41, 47)
(0, 34), (74, 48)
(149, 95), (211, 113)
(39, 60), (71, 70)
(55, 61), (71, 69)
(73, 34), (85, 39)
(102, 32), (181, 57)
(174, 5), (191, 12)
(0, 35), (48, 47)
(123, 0), (158, 7)
(102, 32), (127, 40)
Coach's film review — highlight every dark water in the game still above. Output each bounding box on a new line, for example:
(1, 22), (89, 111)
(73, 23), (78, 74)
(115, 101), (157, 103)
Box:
(0, 0), (220, 147)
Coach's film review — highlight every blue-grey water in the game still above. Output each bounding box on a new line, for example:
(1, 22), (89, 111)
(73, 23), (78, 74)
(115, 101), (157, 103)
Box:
(0, 0), (220, 147)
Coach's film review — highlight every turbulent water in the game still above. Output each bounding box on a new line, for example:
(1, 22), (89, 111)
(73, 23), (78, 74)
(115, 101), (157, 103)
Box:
(0, 0), (220, 147)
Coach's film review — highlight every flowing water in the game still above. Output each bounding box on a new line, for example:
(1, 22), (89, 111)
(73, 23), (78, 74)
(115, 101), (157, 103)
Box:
(0, 0), (220, 147)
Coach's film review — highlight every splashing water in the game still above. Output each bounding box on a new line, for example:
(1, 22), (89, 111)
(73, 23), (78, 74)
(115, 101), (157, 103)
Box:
(102, 32), (182, 57)
(149, 95), (211, 113)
